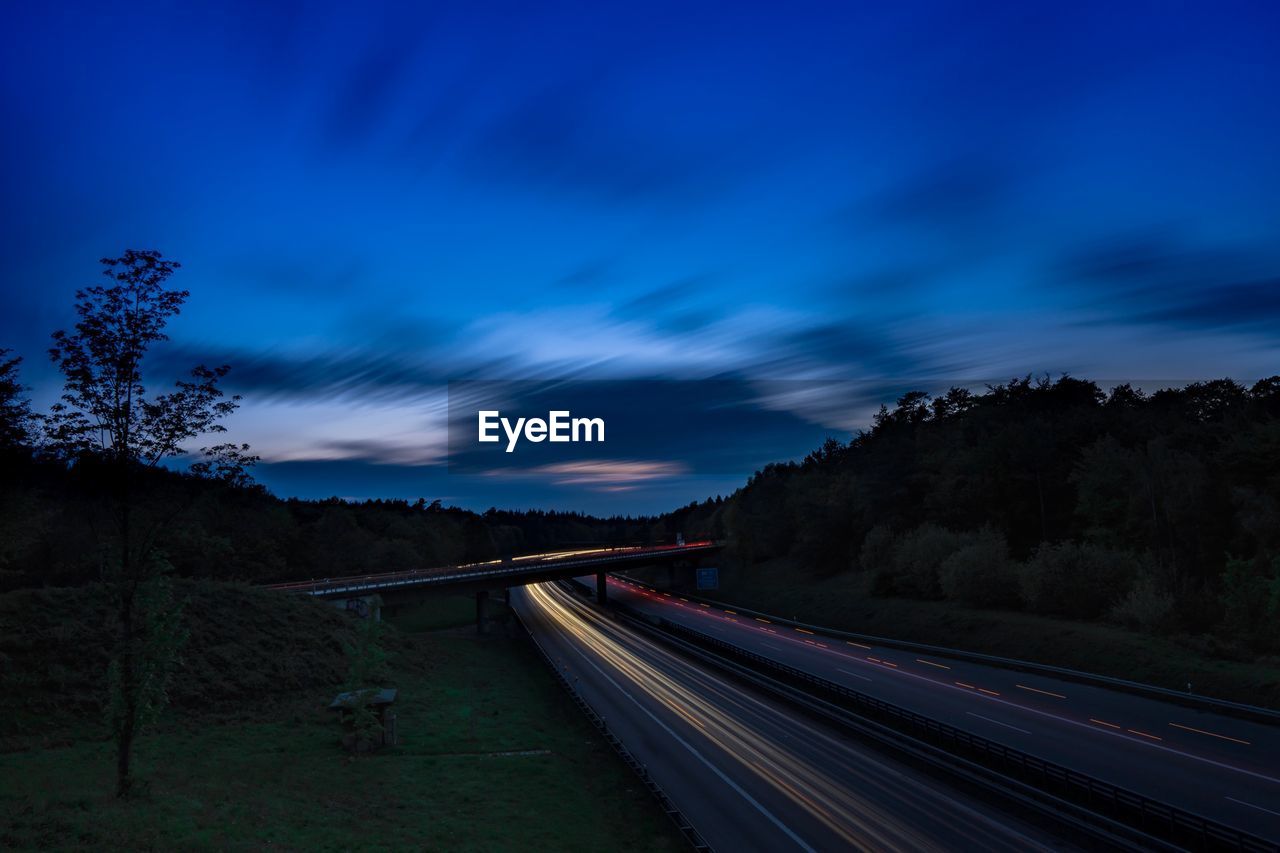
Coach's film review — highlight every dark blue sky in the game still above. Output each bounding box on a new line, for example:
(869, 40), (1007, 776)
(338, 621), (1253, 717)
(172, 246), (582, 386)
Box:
(2, 2), (1278, 513)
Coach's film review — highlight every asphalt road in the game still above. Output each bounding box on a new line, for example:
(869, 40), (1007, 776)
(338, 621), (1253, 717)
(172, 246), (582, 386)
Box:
(513, 581), (1074, 852)
(603, 576), (1280, 842)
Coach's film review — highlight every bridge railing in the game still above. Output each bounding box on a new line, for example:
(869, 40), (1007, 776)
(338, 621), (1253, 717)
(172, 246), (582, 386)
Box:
(266, 542), (722, 597)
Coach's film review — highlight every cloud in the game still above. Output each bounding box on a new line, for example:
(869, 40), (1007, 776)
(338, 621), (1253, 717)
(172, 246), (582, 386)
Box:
(320, 21), (427, 150)
(483, 459), (689, 492)
(218, 394), (447, 466)
(149, 345), (449, 402)
(462, 73), (732, 206)
(1058, 231), (1280, 332)
(851, 157), (1016, 237)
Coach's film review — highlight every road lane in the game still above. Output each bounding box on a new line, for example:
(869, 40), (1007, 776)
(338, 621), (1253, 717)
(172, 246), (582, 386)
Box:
(604, 576), (1280, 842)
(513, 582), (1071, 852)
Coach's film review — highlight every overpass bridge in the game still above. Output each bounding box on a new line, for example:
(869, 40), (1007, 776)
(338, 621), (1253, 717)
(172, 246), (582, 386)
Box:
(266, 541), (723, 631)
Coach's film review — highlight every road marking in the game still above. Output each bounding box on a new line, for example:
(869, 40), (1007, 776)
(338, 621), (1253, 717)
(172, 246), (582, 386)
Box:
(1090, 718), (1121, 729)
(1226, 797), (1280, 818)
(967, 712), (1030, 735)
(1169, 723), (1250, 746)
(1016, 684), (1065, 699)
(837, 668), (873, 683)
(916, 658), (950, 670)
(755, 617), (771, 623)
(725, 610), (737, 615)
(978, 688), (1000, 696)
(794, 623), (1280, 788)
(795, 627), (815, 635)
(557, 624), (818, 852)
(846, 641), (872, 650)
(1127, 729), (1162, 741)
(955, 681), (975, 690)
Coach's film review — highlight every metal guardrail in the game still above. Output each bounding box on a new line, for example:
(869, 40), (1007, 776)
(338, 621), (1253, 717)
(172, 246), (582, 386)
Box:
(614, 575), (1280, 724)
(513, 608), (713, 852)
(653, 616), (1277, 853)
(266, 543), (722, 598)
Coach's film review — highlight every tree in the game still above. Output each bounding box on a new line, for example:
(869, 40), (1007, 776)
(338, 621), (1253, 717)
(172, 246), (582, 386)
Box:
(341, 612), (389, 752)
(44, 249), (254, 797)
(0, 348), (36, 451)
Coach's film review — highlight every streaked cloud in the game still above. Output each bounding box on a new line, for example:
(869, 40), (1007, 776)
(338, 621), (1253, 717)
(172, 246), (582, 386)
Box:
(2, 2), (1278, 509)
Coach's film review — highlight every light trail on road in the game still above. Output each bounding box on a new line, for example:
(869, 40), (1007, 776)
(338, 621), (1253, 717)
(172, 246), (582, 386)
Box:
(519, 581), (1066, 852)
(603, 575), (1280, 842)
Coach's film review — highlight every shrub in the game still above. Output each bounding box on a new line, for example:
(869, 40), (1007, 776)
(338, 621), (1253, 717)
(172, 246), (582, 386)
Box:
(859, 525), (896, 573)
(860, 525), (901, 595)
(939, 528), (1020, 608)
(1220, 556), (1280, 652)
(1110, 570), (1177, 632)
(891, 524), (959, 599)
(1021, 541), (1138, 619)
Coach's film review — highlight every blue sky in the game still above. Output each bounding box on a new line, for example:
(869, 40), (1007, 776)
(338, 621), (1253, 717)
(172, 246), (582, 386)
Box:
(2, 1), (1278, 513)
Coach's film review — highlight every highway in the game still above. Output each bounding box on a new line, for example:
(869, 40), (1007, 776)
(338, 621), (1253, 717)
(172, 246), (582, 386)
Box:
(513, 581), (1074, 852)
(603, 576), (1280, 843)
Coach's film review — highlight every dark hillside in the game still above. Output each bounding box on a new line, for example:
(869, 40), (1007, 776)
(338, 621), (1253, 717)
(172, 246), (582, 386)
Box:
(0, 579), (377, 743)
(710, 376), (1280, 656)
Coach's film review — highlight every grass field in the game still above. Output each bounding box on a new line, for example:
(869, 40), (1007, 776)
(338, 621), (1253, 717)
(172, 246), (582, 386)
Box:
(640, 559), (1280, 709)
(0, 584), (683, 852)
(382, 593), (509, 633)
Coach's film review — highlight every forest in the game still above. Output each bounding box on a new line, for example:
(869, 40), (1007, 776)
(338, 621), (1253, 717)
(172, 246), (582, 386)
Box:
(680, 375), (1280, 656)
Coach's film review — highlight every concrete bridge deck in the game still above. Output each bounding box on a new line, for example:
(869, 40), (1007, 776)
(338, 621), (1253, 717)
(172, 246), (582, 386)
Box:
(266, 541), (723, 629)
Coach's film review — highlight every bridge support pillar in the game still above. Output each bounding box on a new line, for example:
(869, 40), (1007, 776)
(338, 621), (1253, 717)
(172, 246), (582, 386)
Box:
(476, 589), (489, 635)
(596, 572), (607, 605)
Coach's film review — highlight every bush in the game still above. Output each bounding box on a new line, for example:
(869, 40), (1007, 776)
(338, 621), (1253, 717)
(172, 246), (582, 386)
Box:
(891, 524), (959, 599)
(860, 526), (901, 595)
(859, 525), (896, 574)
(1021, 542), (1137, 619)
(939, 528), (1020, 608)
(1110, 570), (1177, 632)
(1220, 556), (1280, 652)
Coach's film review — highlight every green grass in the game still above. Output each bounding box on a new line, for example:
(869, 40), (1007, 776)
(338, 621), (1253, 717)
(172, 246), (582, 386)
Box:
(0, 585), (683, 852)
(382, 594), (508, 633)
(641, 559), (1280, 709)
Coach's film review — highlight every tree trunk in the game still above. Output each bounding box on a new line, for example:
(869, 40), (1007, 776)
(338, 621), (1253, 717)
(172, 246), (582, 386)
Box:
(115, 476), (136, 798)
(1035, 470), (1048, 543)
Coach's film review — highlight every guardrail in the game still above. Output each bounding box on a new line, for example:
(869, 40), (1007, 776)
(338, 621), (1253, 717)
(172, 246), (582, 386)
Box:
(513, 607), (712, 852)
(649, 615), (1276, 853)
(265, 542), (722, 598)
(614, 575), (1280, 724)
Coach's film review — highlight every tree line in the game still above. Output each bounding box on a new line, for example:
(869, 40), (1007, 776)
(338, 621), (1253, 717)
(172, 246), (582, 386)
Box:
(0, 453), (692, 592)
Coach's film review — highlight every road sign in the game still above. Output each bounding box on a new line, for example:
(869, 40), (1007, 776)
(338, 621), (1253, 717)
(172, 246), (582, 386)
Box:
(696, 567), (719, 590)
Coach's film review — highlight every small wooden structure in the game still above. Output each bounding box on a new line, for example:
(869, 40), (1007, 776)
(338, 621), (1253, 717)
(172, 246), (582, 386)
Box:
(329, 687), (398, 751)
